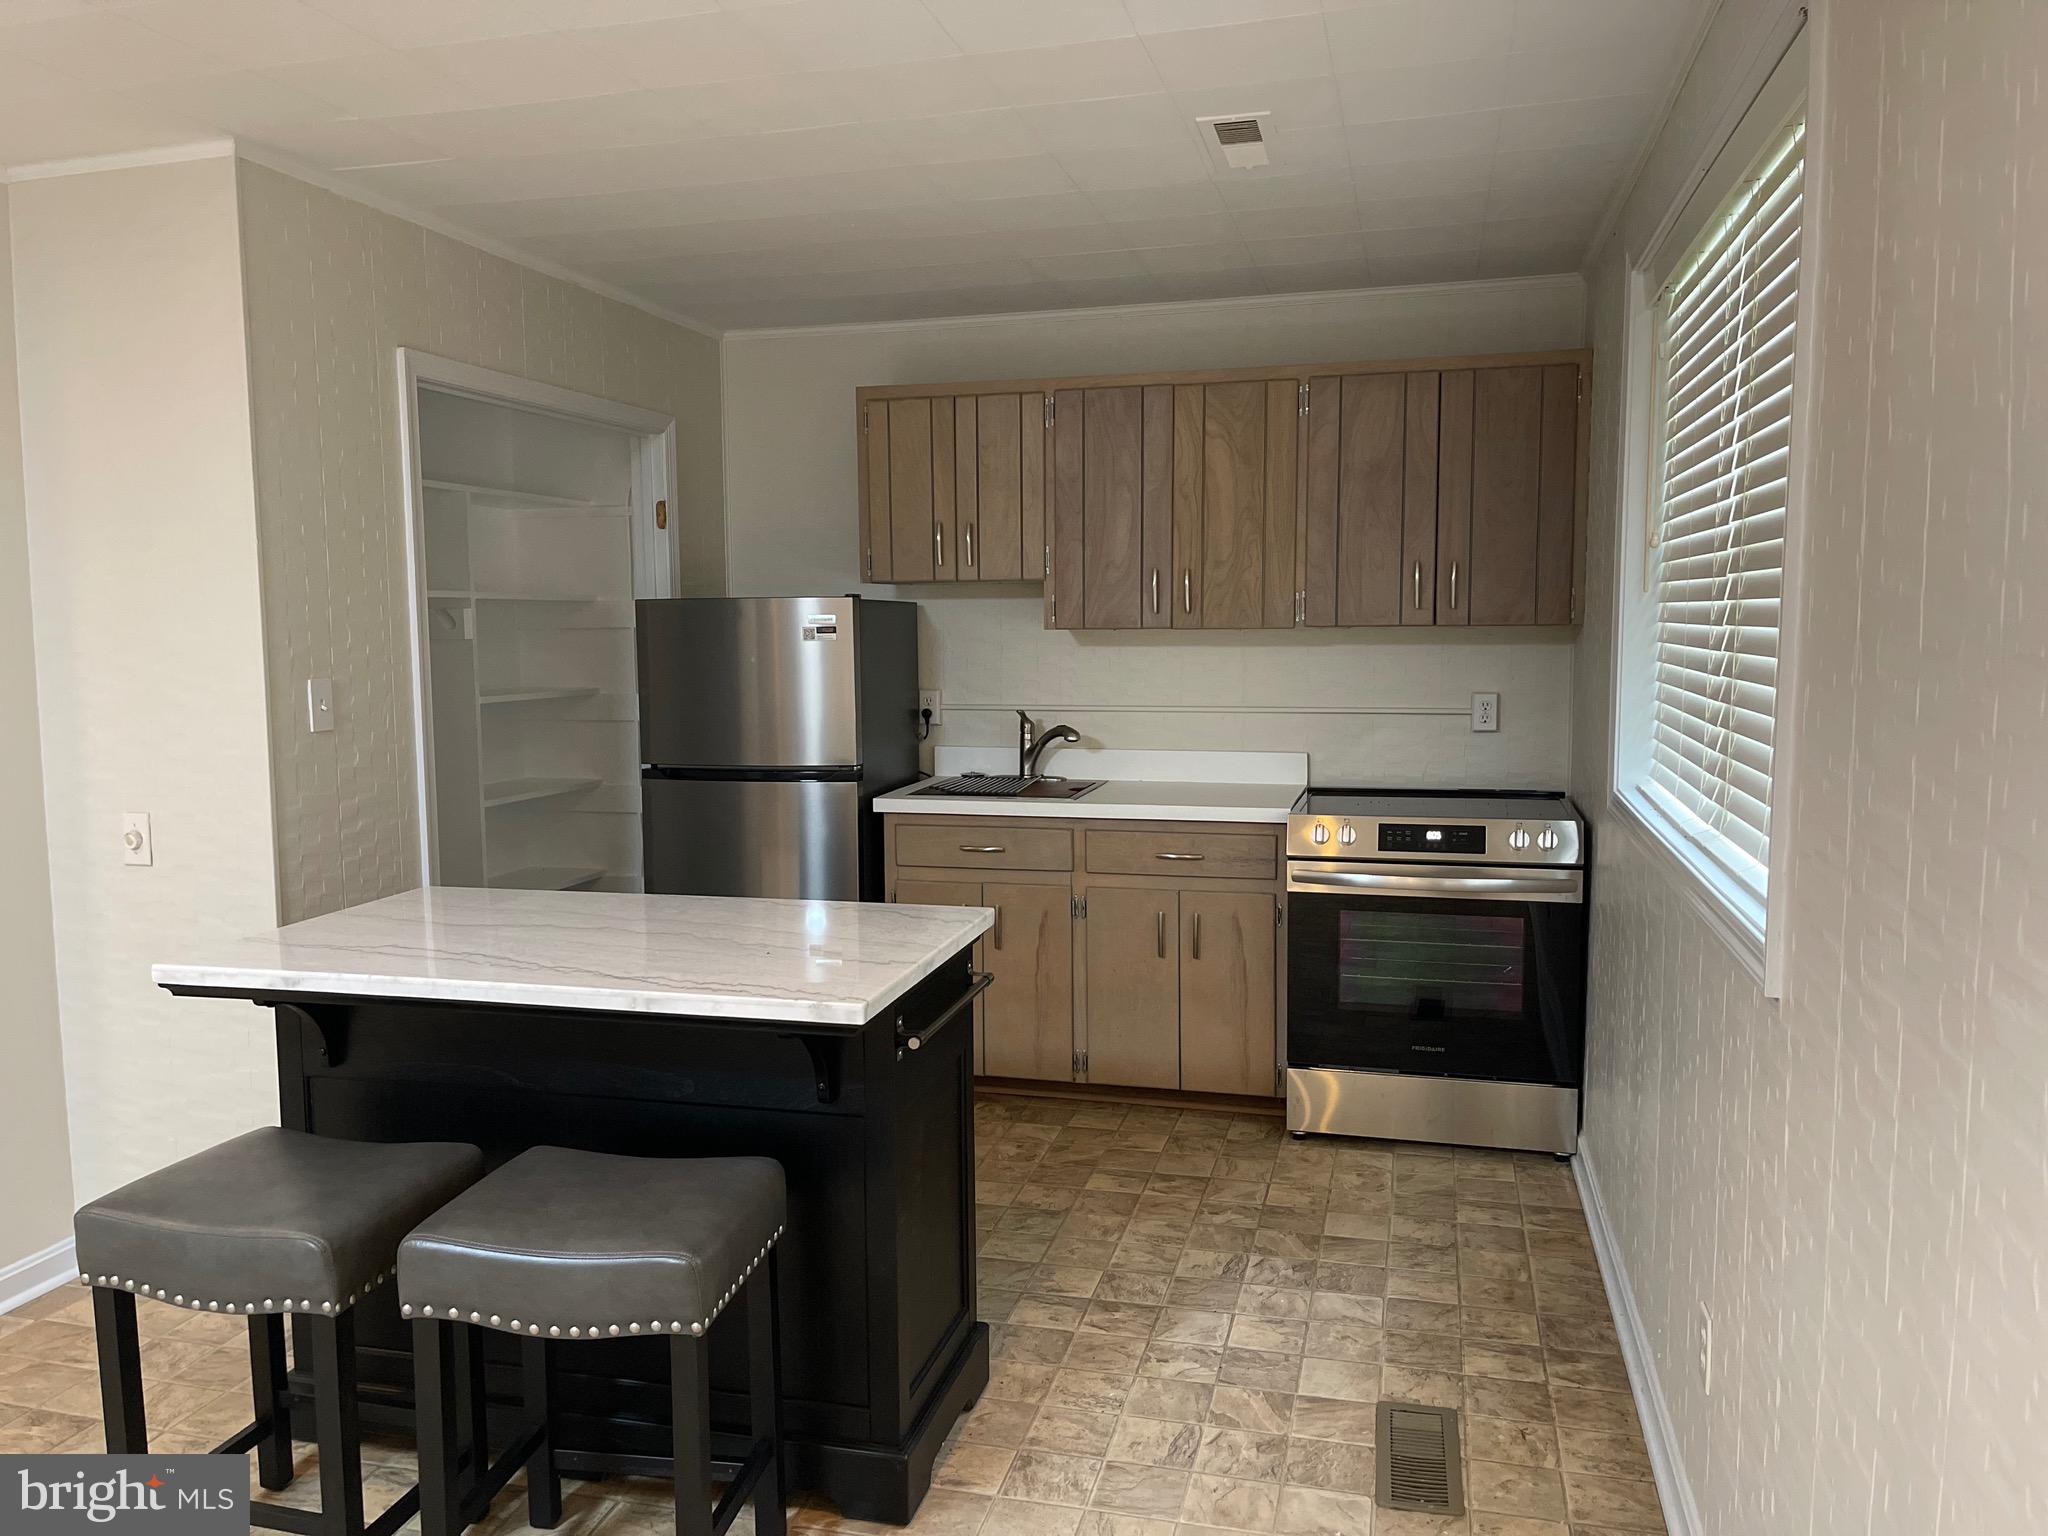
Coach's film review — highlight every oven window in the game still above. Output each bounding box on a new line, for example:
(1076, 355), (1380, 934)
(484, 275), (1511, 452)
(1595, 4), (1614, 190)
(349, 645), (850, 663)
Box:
(1337, 909), (1525, 1016)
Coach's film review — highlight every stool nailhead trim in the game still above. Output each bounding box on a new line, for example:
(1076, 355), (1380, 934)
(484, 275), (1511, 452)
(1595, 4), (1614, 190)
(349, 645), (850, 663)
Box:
(399, 1224), (784, 1340)
(80, 1268), (392, 1316)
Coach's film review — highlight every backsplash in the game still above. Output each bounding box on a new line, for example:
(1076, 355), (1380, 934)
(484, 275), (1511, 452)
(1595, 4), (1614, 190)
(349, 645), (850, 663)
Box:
(914, 592), (1572, 789)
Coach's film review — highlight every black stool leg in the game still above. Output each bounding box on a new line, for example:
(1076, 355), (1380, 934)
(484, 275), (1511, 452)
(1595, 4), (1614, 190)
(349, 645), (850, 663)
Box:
(522, 1339), (560, 1530)
(91, 1288), (146, 1453)
(671, 1334), (714, 1536)
(453, 1324), (489, 1485)
(748, 1255), (786, 1536)
(413, 1320), (460, 1536)
(307, 1311), (366, 1536)
(249, 1314), (293, 1490)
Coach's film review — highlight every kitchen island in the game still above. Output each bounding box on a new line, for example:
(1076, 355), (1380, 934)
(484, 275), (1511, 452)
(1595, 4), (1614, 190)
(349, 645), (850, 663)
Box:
(153, 887), (993, 1523)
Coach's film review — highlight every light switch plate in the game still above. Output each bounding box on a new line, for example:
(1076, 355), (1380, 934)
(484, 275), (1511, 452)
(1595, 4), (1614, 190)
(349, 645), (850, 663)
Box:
(121, 812), (152, 867)
(919, 689), (943, 726)
(1471, 692), (1500, 732)
(307, 678), (334, 734)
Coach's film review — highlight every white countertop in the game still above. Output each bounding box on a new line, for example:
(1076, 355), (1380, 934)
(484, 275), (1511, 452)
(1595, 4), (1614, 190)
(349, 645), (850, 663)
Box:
(152, 888), (991, 1028)
(876, 746), (1307, 824)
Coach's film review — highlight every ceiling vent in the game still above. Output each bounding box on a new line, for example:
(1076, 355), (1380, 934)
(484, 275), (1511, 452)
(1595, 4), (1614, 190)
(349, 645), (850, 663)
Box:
(1199, 112), (1270, 169)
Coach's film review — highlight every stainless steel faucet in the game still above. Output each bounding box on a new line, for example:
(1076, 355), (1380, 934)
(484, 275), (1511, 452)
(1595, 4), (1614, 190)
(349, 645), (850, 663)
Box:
(1017, 710), (1080, 778)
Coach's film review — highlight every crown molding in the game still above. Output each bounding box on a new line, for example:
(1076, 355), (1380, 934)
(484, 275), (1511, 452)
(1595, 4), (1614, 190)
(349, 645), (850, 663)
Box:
(4, 138), (234, 184)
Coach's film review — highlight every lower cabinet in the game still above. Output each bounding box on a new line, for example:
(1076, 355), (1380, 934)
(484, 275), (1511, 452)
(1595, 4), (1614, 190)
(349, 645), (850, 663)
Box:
(1081, 886), (1181, 1089)
(888, 816), (1282, 1096)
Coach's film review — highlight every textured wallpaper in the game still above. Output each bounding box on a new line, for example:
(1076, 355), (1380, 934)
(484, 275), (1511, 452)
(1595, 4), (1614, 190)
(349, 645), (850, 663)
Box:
(1572, 4), (2048, 1531)
(237, 162), (724, 923)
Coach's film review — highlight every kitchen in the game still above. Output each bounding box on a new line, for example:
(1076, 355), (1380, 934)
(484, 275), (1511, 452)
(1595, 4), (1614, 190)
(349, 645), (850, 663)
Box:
(1, 3), (2042, 1536)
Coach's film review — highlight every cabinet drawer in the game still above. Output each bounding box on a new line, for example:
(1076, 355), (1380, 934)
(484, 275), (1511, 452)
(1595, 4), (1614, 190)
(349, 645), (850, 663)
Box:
(1084, 828), (1278, 880)
(896, 823), (1073, 872)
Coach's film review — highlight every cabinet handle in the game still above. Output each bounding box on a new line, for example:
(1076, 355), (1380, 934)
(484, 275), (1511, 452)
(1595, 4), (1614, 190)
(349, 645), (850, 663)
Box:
(935, 522), (944, 569)
(959, 844), (1006, 853)
(992, 904), (1002, 950)
(1450, 559), (1459, 610)
(1183, 569), (1192, 613)
(1156, 910), (1166, 958)
(1154, 852), (1205, 861)
(1151, 568), (1160, 613)
(1413, 560), (1423, 610)
(965, 522), (975, 569)
(1191, 910), (1201, 960)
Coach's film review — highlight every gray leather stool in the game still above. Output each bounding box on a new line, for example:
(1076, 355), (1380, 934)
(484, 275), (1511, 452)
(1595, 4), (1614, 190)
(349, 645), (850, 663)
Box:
(73, 1127), (486, 1536)
(397, 1147), (787, 1536)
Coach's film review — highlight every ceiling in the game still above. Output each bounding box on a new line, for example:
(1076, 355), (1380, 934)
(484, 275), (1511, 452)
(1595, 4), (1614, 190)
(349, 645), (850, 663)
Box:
(0, 0), (1708, 330)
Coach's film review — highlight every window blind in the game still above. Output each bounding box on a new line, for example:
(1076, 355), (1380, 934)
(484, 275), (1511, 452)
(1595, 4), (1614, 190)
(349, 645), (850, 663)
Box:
(1645, 116), (1805, 899)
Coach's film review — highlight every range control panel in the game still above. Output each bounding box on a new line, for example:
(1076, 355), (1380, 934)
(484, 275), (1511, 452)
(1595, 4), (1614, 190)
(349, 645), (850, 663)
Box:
(1379, 823), (1485, 855)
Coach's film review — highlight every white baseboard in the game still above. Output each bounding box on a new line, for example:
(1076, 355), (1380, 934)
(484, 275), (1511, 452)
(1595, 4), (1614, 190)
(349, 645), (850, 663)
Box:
(0, 1238), (79, 1317)
(1575, 1139), (1703, 1536)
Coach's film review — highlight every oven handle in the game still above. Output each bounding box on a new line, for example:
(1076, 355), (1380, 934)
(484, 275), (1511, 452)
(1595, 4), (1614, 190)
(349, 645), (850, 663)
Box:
(1287, 865), (1583, 903)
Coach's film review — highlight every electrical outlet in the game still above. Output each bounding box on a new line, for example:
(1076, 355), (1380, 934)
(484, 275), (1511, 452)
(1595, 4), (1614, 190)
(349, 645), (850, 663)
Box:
(1697, 1302), (1713, 1396)
(121, 812), (152, 867)
(1471, 691), (1500, 732)
(918, 689), (943, 726)
(307, 677), (335, 734)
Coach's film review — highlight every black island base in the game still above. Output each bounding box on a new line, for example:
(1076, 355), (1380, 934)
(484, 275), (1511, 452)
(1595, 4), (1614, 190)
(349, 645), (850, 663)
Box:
(174, 950), (989, 1524)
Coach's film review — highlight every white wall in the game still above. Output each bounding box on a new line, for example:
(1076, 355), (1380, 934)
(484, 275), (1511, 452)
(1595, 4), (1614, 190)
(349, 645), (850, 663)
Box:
(722, 279), (1584, 786)
(0, 182), (76, 1284)
(10, 157), (279, 1204)
(236, 161), (724, 922)
(1572, 1), (2048, 1530)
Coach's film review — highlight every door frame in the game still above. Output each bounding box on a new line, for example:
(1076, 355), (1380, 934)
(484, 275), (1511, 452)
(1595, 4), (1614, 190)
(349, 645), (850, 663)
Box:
(395, 348), (678, 884)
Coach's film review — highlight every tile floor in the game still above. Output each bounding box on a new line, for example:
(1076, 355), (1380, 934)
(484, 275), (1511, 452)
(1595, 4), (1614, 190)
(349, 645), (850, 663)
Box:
(0, 1092), (1661, 1535)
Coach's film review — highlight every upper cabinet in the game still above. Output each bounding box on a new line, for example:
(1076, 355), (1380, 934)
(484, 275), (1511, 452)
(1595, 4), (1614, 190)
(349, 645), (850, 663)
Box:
(859, 391), (1046, 585)
(856, 351), (1586, 630)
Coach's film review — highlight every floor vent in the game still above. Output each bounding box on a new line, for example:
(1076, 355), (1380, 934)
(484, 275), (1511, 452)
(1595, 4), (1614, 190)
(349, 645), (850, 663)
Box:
(1376, 1401), (1465, 1516)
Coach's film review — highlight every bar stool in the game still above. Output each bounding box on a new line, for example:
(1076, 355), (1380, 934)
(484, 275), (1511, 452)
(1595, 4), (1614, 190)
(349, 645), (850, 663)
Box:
(397, 1146), (787, 1536)
(73, 1127), (486, 1536)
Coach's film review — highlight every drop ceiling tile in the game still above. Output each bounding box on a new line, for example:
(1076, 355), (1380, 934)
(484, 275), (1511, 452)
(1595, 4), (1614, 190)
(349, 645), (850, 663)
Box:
(827, 56), (1009, 120)
(125, 0), (379, 67)
(1335, 58), (1512, 125)
(1510, 0), (1700, 54)
(1107, 210), (1239, 247)
(1471, 244), (1576, 278)
(1256, 255), (1375, 291)
(918, 152), (1078, 200)
(572, 11), (799, 87)
(7, 10), (228, 85)
(1249, 122), (1351, 178)
(1355, 189), (1487, 229)
(1027, 247), (1151, 282)
(1138, 15), (1331, 92)
(1351, 152), (1493, 198)
(921, 0), (1133, 54)
(1214, 169), (1356, 211)
(969, 189), (1105, 231)
(1083, 179), (1225, 221)
(1497, 39), (1676, 108)
(411, 31), (655, 109)
(261, 47), (469, 117)
(996, 221), (1130, 258)
(1489, 141), (1632, 201)
(1245, 229), (1365, 267)
(971, 37), (1165, 106)
(0, 92), (209, 164)
(1055, 137), (1211, 191)
(634, 75), (861, 136)
(1480, 211), (1590, 251)
(1173, 75), (1343, 133)
(741, 0), (958, 70)
(1137, 239), (1255, 275)
(1017, 92), (1191, 154)
(1152, 270), (1270, 302)
(877, 107), (1041, 165)
(1494, 91), (1657, 152)
(1323, 0), (1516, 70)
(537, 0), (719, 22)
(1368, 250), (1478, 285)
(1231, 199), (1359, 241)
(134, 68), (349, 135)
(1125, 0), (1322, 34)
(1343, 109), (1499, 165)
(322, 0), (561, 47)
(376, 93), (690, 159)
(1357, 221), (1481, 258)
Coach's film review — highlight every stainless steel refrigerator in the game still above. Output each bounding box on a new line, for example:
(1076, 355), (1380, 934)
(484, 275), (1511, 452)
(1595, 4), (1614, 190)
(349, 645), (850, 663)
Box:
(637, 596), (919, 901)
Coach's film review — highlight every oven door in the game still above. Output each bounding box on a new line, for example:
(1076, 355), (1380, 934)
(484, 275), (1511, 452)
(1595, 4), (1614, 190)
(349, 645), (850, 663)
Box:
(1286, 861), (1586, 1087)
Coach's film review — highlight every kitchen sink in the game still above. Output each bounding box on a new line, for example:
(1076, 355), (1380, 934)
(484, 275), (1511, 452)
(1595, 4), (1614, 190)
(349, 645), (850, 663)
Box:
(911, 774), (1103, 800)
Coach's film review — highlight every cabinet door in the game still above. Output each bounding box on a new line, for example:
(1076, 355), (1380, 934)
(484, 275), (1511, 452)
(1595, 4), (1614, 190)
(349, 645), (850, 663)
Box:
(861, 400), (893, 582)
(1447, 364), (1582, 625)
(894, 878), (985, 1074)
(1180, 892), (1276, 1096)
(1083, 886), (1180, 1089)
(887, 398), (937, 581)
(932, 396), (959, 581)
(1303, 373), (1439, 626)
(1082, 386), (1145, 629)
(1197, 379), (1300, 630)
(982, 882), (1074, 1081)
(969, 393), (1029, 580)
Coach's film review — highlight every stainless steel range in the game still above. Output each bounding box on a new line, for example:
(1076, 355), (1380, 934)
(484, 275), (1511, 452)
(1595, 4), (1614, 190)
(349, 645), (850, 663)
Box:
(1284, 789), (1587, 1154)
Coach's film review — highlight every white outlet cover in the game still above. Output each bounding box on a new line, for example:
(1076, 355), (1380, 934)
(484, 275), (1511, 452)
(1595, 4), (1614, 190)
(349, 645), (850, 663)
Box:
(121, 811), (152, 867)
(1471, 691), (1500, 732)
(307, 677), (335, 734)
(919, 689), (943, 726)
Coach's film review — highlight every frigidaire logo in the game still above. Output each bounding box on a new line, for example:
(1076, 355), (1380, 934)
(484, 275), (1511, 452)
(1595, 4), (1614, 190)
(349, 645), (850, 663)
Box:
(1, 1456), (246, 1534)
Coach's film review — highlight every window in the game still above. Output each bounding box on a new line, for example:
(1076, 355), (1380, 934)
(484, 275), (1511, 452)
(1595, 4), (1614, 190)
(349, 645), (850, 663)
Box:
(1613, 36), (1808, 982)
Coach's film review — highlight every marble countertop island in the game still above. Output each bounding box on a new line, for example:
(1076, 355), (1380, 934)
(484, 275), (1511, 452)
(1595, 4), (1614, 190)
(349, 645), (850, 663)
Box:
(153, 886), (992, 1028)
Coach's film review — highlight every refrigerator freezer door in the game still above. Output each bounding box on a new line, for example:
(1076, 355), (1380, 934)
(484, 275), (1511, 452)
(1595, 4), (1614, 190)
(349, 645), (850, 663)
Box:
(643, 776), (862, 900)
(638, 597), (860, 769)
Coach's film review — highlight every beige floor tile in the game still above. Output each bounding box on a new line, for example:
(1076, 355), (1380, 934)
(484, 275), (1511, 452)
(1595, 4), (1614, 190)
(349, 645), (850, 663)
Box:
(1465, 1459), (1566, 1521)
(1000, 1450), (1103, 1507)
(1561, 1472), (1666, 1531)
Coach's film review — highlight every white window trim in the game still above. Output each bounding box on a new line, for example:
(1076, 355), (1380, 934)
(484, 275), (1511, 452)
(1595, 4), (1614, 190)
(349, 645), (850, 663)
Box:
(1608, 14), (1823, 1000)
